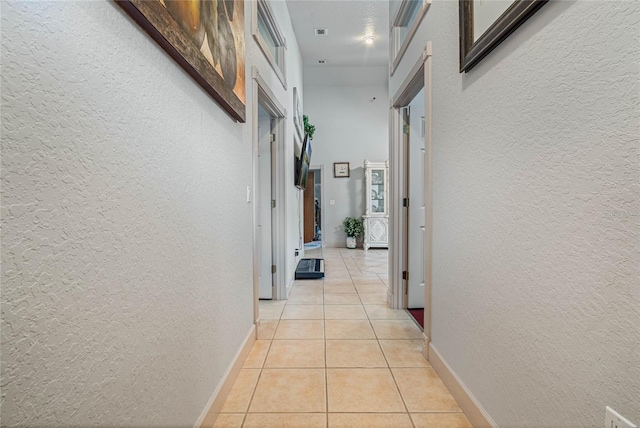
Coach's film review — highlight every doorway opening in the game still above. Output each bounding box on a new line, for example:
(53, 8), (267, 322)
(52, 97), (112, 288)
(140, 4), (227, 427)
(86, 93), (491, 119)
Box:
(252, 68), (286, 328)
(389, 43), (432, 357)
(257, 103), (276, 300)
(405, 88), (426, 328)
(303, 167), (323, 250)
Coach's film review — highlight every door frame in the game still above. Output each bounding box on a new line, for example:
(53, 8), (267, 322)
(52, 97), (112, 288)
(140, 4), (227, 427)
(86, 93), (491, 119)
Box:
(389, 43), (433, 357)
(252, 67), (287, 328)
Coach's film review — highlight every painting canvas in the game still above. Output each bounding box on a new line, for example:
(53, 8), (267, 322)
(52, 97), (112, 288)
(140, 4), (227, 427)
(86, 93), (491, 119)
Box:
(117, 0), (246, 122)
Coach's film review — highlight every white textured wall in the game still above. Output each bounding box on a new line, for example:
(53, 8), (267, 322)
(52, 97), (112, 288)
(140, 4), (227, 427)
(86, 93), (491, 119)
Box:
(391, 0), (640, 426)
(0, 0), (301, 425)
(303, 81), (389, 248)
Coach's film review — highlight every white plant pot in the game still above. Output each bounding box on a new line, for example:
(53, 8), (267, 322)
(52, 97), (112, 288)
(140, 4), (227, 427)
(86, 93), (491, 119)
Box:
(346, 236), (357, 249)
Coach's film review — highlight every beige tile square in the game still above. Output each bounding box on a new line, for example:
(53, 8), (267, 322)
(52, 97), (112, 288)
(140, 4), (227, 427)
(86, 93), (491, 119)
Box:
(392, 368), (461, 412)
(411, 413), (471, 428)
(274, 320), (324, 339)
(329, 413), (413, 428)
(264, 340), (325, 368)
(243, 340), (271, 368)
(244, 413), (326, 428)
(249, 369), (326, 413)
(324, 284), (357, 294)
(288, 287), (324, 298)
(355, 283), (388, 294)
(257, 320), (279, 339)
(351, 275), (383, 284)
(379, 340), (430, 368)
(364, 305), (410, 320)
(323, 276), (352, 283)
(259, 301), (286, 319)
(326, 340), (387, 368)
(220, 369), (261, 413)
(324, 270), (350, 276)
(327, 368), (405, 412)
(324, 305), (367, 320)
(324, 293), (362, 305)
(212, 413), (244, 428)
(286, 293), (323, 304)
(325, 320), (376, 339)
(291, 282), (324, 293)
(281, 304), (324, 319)
(358, 292), (388, 305)
(371, 320), (423, 339)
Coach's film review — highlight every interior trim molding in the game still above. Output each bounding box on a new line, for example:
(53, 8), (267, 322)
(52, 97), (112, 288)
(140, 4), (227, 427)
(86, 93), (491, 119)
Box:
(252, 0), (287, 88)
(251, 65), (287, 314)
(390, 0), (432, 76)
(428, 343), (497, 428)
(196, 324), (256, 428)
(389, 43), (432, 320)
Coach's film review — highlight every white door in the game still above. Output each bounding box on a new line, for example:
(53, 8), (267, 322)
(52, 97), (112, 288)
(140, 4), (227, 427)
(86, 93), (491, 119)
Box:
(407, 89), (426, 308)
(258, 106), (274, 299)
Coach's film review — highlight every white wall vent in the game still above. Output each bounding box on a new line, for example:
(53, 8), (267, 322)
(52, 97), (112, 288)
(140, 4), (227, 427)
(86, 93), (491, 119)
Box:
(314, 28), (328, 36)
(317, 59), (327, 64)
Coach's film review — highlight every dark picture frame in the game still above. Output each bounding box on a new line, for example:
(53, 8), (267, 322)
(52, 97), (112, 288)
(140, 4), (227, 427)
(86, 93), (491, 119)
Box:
(459, 0), (548, 73)
(116, 0), (246, 122)
(334, 162), (350, 178)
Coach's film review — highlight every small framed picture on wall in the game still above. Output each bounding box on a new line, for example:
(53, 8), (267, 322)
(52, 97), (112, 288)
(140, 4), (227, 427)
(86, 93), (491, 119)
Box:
(334, 162), (350, 178)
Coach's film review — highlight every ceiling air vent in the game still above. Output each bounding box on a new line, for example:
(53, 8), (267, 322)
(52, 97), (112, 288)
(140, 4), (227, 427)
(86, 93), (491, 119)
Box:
(317, 59), (327, 64)
(314, 28), (328, 36)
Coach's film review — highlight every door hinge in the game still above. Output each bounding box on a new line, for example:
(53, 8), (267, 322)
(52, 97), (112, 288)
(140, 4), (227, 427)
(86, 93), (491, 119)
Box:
(402, 124), (409, 134)
(270, 133), (275, 143)
(402, 270), (408, 280)
(271, 199), (276, 208)
(403, 198), (410, 207)
(271, 265), (276, 274)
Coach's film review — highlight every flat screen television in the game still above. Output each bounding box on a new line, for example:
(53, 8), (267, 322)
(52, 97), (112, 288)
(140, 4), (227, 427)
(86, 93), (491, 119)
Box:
(295, 134), (312, 189)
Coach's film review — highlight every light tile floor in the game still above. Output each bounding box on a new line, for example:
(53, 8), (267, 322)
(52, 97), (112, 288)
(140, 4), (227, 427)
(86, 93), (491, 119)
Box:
(214, 248), (471, 428)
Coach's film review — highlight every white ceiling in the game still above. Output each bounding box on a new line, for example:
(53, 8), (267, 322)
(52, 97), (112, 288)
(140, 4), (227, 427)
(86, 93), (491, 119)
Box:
(285, 0), (390, 68)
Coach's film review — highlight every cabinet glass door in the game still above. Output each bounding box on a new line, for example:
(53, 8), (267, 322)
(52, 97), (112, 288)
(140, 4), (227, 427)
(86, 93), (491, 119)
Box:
(370, 169), (385, 213)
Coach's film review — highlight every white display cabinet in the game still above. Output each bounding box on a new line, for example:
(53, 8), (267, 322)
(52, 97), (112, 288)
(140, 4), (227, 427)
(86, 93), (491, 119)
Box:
(363, 160), (389, 250)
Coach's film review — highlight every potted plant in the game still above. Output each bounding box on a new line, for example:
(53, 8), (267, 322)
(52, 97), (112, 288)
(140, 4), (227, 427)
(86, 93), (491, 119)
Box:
(343, 217), (363, 249)
(303, 115), (316, 140)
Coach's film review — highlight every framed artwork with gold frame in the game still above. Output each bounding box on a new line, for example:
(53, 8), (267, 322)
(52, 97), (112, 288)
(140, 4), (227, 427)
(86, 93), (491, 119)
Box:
(116, 0), (246, 122)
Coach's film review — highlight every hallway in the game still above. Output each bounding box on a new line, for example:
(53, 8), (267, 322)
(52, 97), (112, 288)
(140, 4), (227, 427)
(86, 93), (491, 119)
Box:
(213, 248), (471, 428)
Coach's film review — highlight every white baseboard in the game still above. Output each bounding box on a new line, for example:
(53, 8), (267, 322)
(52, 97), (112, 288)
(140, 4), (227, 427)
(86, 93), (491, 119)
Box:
(286, 275), (295, 298)
(422, 333), (430, 360)
(428, 343), (497, 428)
(195, 324), (256, 428)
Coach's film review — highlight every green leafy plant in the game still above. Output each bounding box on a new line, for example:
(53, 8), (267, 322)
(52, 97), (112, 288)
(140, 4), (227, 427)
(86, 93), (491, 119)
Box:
(343, 217), (364, 238)
(303, 115), (316, 140)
